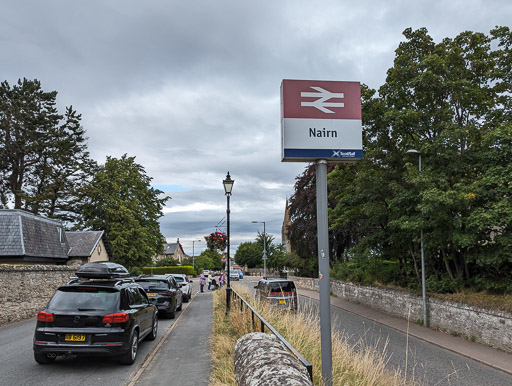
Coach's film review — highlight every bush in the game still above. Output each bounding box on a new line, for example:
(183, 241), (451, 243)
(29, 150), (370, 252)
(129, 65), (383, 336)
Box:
(331, 260), (402, 286)
(142, 266), (194, 275)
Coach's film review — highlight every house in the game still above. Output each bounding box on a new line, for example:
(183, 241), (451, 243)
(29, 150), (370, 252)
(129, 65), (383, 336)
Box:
(66, 230), (113, 265)
(0, 209), (69, 264)
(155, 238), (188, 264)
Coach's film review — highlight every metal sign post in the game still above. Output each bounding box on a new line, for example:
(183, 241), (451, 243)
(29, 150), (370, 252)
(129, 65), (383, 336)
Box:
(316, 159), (333, 385)
(281, 79), (362, 385)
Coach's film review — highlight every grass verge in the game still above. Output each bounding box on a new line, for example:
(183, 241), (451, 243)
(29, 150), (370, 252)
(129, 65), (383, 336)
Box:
(210, 284), (414, 386)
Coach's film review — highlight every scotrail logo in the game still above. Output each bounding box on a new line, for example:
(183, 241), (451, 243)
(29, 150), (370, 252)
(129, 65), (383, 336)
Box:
(300, 87), (344, 114)
(332, 150), (356, 158)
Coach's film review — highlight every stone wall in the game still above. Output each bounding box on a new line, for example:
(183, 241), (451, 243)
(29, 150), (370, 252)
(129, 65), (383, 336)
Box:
(234, 333), (313, 386)
(290, 276), (512, 353)
(0, 264), (77, 326)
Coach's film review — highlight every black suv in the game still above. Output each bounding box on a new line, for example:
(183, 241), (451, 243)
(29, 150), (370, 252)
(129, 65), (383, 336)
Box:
(134, 275), (183, 318)
(33, 262), (158, 365)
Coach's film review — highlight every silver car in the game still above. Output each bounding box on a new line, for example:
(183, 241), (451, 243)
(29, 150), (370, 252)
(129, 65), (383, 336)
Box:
(171, 274), (192, 302)
(229, 270), (240, 281)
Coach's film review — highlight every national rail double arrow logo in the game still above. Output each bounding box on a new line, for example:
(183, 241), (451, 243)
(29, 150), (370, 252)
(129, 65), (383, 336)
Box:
(300, 86), (345, 114)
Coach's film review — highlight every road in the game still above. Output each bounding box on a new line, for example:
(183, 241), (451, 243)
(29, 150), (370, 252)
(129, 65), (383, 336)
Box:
(239, 277), (512, 386)
(0, 281), (201, 386)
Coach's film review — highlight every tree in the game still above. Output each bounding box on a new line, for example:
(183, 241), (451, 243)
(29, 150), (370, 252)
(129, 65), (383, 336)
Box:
(290, 27), (512, 292)
(193, 249), (223, 273)
(287, 164), (354, 269)
(0, 78), (96, 221)
(79, 155), (169, 269)
(234, 241), (261, 268)
(327, 26), (512, 292)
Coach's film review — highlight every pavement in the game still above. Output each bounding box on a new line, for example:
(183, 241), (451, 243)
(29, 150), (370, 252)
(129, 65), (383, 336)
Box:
(129, 287), (213, 386)
(127, 278), (512, 386)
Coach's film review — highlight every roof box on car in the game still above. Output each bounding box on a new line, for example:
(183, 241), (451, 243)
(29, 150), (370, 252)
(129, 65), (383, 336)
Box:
(75, 262), (129, 279)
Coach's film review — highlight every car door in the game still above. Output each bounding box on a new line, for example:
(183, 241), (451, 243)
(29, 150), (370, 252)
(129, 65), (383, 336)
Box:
(128, 286), (150, 337)
(136, 287), (153, 336)
(169, 276), (182, 308)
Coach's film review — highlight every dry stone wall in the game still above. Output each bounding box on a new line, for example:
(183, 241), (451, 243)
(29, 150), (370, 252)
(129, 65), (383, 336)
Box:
(0, 264), (77, 326)
(290, 276), (512, 353)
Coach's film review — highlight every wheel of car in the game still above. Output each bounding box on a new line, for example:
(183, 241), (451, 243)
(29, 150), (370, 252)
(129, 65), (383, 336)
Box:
(146, 314), (158, 341)
(34, 352), (56, 364)
(119, 330), (138, 365)
(183, 293), (189, 303)
(167, 303), (176, 319)
(177, 298), (182, 311)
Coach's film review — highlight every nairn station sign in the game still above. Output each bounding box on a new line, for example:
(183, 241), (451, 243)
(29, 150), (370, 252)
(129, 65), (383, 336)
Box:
(281, 79), (362, 162)
(281, 79), (363, 385)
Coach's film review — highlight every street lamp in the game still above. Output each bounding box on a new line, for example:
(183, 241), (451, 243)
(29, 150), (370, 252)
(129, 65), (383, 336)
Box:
(192, 240), (201, 271)
(223, 171), (234, 313)
(407, 149), (428, 327)
(252, 221), (267, 278)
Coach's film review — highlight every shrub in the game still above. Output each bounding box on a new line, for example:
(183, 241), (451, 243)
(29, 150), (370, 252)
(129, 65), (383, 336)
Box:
(142, 266), (194, 275)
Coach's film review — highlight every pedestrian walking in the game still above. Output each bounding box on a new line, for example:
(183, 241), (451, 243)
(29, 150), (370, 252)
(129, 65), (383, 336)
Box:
(199, 272), (206, 293)
(207, 272), (213, 290)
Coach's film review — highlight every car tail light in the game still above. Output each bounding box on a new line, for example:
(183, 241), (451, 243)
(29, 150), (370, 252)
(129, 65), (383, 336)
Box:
(161, 291), (175, 297)
(102, 313), (129, 323)
(37, 311), (54, 322)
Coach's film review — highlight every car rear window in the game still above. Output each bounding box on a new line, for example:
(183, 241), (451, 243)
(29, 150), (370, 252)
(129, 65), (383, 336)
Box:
(173, 276), (185, 283)
(135, 280), (169, 290)
(48, 288), (119, 311)
(269, 282), (296, 292)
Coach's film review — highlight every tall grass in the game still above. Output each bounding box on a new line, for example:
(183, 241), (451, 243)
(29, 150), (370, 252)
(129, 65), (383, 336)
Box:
(210, 284), (415, 386)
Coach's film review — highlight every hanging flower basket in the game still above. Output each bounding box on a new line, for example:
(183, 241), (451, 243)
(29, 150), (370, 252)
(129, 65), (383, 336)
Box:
(205, 231), (228, 251)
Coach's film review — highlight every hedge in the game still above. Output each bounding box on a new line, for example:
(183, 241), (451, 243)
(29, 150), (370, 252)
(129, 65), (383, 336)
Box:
(142, 266), (194, 275)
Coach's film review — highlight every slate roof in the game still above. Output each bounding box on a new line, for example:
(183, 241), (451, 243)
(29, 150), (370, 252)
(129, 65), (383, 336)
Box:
(66, 231), (105, 257)
(163, 243), (179, 255)
(0, 209), (68, 260)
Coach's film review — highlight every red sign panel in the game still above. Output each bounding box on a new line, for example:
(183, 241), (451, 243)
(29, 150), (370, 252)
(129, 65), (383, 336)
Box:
(281, 79), (361, 120)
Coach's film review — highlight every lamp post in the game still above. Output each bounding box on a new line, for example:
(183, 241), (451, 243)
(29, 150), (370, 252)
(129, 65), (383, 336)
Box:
(407, 149), (428, 327)
(192, 240), (201, 271)
(252, 221), (267, 278)
(223, 172), (234, 313)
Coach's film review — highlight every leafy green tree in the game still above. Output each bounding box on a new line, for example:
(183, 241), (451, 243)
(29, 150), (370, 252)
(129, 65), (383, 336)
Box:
(234, 241), (261, 268)
(327, 26), (512, 292)
(290, 27), (512, 292)
(79, 155), (169, 269)
(0, 78), (96, 220)
(193, 249), (223, 273)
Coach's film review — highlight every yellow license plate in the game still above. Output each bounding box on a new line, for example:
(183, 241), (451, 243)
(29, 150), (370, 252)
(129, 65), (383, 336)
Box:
(279, 300), (286, 304)
(146, 293), (156, 297)
(65, 334), (85, 342)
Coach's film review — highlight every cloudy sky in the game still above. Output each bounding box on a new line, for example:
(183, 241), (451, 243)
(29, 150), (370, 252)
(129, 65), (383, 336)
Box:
(2, 1), (511, 257)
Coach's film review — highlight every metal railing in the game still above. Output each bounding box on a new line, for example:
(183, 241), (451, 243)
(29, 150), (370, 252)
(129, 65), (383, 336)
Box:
(230, 287), (313, 381)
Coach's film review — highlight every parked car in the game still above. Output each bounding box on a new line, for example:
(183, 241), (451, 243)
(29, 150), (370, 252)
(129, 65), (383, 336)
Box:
(134, 275), (183, 318)
(170, 274), (192, 302)
(33, 262), (158, 365)
(229, 270), (240, 281)
(254, 278), (298, 311)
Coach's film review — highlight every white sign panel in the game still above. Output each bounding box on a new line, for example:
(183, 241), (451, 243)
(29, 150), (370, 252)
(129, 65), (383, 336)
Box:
(281, 79), (363, 162)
